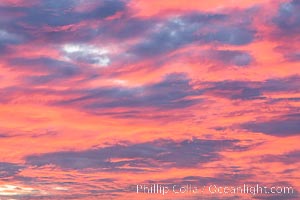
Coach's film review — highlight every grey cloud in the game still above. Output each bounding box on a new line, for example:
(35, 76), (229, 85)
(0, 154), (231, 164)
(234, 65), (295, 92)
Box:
(204, 75), (300, 100)
(55, 73), (202, 110)
(261, 151), (300, 164)
(7, 0), (127, 27)
(8, 57), (90, 84)
(26, 138), (243, 171)
(129, 14), (255, 58)
(242, 114), (300, 136)
(0, 162), (23, 178)
(203, 50), (253, 66)
(273, 0), (300, 36)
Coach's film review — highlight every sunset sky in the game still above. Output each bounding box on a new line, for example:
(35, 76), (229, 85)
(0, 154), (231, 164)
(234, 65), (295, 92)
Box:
(0, 0), (299, 199)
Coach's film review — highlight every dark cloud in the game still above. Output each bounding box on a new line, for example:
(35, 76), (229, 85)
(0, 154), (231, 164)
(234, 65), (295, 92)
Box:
(99, 18), (158, 40)
(204, 80), (263, 100)
(0, 162), (23, 178)
(203, 75), (300, 100)
(0, 2), (255, 55)
(203, 50), (253, 66)
(285, 52), (300, 62)
(0, 0), (127, 27)
(273, 0), (300, 36)
(129, 14), (255, 58)
(270, 0), (300, 62)
(261, 75), (300, 92)
(34, 15), (156, 45)
(0, 133), (20, 138)
(204, 26), (254, 45)
(261, 151), (300, 164)
(130, 17), (200, 57)
(8, 57), (88, 84)
(82, 0), (127, 22)
(55, 73), (202, 110)
(0, 0), (127, 45)
(9, 57), (80, 75)
(242, 114), (300, 136)
(0, 29), (21, 44)
(26, 138), (243, 171)
(0, 29), (23, 54)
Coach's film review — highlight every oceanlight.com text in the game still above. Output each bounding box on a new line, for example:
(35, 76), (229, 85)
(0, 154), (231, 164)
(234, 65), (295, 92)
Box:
(136, 184), (294, 196)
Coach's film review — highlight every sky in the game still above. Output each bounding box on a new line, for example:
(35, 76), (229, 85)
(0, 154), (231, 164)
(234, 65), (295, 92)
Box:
(0, 0), (299, 199)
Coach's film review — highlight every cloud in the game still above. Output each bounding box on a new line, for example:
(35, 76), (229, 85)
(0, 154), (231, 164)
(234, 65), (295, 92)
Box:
(0, 162), (23, 178)
(0, 1), (299, 200)
(98, 17), (157, 40)
(204, 26), (254, 45)
(271, 0), (300, 63)
(9, 57), (80, 75)
(242, 114), (300, 136)
(8, 57), (84, 84)
(129, 13), (255, 58)
(261, 75), (300, 92)
(0, 29), (21, 44)
(284, 52), (300, 62)
(202, 50), (253, 66)
(7, 0), (127, 27)
(261, 150), (300, 164)
(129, 16), (200, 57)
(0, 29), (23, 53)
(203, 75), (300, 100)
(62, 44), (110, 67)
(273, 0), (300, 36)
(26, 138), (242, 171)
(0, 2), (256, 59)
(0, 0), (128, 46)
(203, 80), (263, 100)
(55, 73), (202, 111)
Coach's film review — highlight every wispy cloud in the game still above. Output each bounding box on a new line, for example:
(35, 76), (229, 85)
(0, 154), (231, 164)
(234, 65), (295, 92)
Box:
(0, 0), (299, 199)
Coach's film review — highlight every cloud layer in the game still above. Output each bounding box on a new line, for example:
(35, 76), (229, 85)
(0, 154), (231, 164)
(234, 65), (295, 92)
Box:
(0, 0), (299, 199)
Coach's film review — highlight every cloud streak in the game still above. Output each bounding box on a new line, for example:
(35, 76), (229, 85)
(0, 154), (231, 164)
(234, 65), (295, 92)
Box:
(0, 0), (299, 199)
(26, 138), (245, 171)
